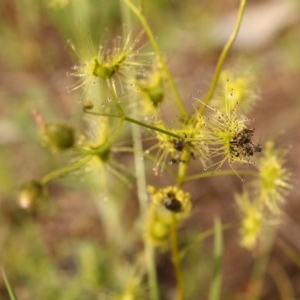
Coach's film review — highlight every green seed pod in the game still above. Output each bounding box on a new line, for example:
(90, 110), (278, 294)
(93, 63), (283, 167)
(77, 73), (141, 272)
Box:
(19, 180), (48, 210)
(40, 123), (75, 152)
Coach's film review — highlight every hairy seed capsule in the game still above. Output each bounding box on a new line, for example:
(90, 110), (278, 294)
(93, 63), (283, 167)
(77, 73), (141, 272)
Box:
(41, 123), (75, 152)
(19, 180), (48, 210)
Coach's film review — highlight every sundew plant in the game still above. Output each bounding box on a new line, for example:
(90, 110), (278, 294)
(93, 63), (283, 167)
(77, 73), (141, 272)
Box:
(1, 0), (295, 299)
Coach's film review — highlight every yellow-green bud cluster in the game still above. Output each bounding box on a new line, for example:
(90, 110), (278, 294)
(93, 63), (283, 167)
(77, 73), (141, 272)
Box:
(257, 141), (291, 213)
(236, 141), (291, 250)
(216, 70), (258, 115)
(145, 185), (191, 248)
(148, 185), (192, 217)
(153, 115), (209, 174)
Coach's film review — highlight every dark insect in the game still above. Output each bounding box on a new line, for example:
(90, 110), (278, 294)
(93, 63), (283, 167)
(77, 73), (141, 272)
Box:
(253, 144), (262, 153)
(230, 128), (262, 158)
(163, 192), (182, 213)
(173, 138), (185, 152)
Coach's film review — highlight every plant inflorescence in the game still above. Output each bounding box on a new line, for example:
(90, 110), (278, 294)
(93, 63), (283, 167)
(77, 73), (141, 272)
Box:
(13, 0), (292, 299)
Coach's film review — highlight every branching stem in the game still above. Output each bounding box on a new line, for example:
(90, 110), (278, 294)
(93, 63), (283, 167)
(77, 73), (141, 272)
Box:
(200, 0), (247, 114)
(41, 155), (91, 185)
(170, 215), (184, 300)
(122, 0), (187, 120)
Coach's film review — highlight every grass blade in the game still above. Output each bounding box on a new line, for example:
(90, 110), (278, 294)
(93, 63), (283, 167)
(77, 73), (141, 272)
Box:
(208, 217), (223, 300)
(2, 268), (18, 300)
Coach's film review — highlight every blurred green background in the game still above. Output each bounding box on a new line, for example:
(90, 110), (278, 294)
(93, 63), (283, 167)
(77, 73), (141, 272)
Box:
(1, 0), (300, 299)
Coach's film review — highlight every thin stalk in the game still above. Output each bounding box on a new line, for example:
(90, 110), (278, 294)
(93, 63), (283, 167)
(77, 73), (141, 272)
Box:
(246, 233), (275, 300)
(120, 2), (159, 298)
(125, 116), (181, 138)
(200, 0), (247, 114)
(107, 79), (125, 114)
(208, 218), (223, 300)
(2, 268), (18, 300)
(83, 109), (182, 139)
(139, 0), (145, 14)
(176, 152), (191, 187)
(132, 124), (160, 300)
(41, 155), (91, 185)
(185, 169), (257, 181)
(170, 215), (184, 300)
(122, 0), (187, 120)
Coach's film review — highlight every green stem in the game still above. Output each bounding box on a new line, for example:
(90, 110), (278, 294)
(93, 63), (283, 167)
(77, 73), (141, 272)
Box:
(200, 0), (247, 114)
(246, 233), (275, 300)
(107, 79), (125, 114)
(139, 0), (145, 14)
(124, 116), (180, 138)
(119, 2), (159, 297)
(170, 215), (184, 300)
(40, 155), (91, 184)
(83, 109), (182, 139)
(132, 124), (160, 300)
(208, 218), (223, 300)
(185, 169), (257, 181)
(2, 268), (18, 300)
(176, 152), (191, 187)
(122, 0), (187, 120)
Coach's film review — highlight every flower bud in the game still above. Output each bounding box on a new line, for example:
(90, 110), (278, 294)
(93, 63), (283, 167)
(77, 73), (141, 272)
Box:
(40, 123), (75, 152)
(19, 180), (48, 210)
(136, 70), (164, 108)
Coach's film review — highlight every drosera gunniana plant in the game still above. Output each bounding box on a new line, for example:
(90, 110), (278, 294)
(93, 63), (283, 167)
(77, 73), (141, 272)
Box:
(15, 0), (293, 299)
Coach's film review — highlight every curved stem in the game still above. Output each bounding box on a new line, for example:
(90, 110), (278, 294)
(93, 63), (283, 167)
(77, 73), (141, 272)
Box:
(122, 0), (187, 120)
(41, 155), (91, 185)
(170, 215), (184, 300)
(200, 0), (247, 114)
